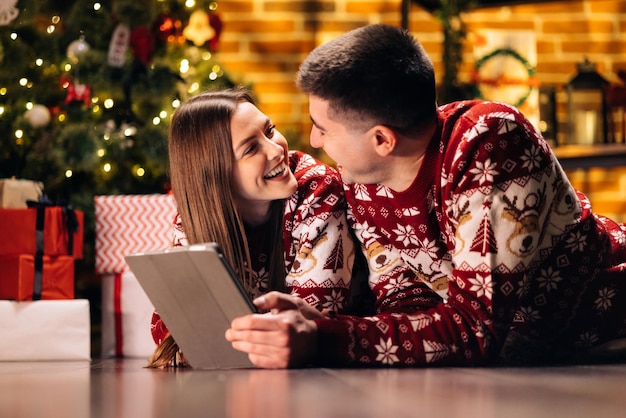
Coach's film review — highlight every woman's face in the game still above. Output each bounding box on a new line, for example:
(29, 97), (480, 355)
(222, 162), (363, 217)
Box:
(230, 101), (297, 218)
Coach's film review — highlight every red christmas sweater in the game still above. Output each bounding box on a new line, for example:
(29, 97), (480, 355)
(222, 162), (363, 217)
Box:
(314, 100), (626, 366)
(152, 151), (355, 344)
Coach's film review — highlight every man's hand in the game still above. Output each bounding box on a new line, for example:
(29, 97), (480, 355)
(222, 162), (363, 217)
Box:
(225, 292), (320, 368)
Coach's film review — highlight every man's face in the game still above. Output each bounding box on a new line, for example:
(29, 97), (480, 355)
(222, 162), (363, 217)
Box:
(308, 96), (379, 184)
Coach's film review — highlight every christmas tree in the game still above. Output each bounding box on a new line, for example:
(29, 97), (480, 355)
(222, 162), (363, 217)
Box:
(0, 0), (238, 275)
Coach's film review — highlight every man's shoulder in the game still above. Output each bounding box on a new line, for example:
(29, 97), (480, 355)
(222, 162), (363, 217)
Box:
(438, 99), (520, 119)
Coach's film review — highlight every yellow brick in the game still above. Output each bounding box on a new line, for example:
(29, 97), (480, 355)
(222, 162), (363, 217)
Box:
(226, 20), (296, 33)
(263, 1), (335, 13)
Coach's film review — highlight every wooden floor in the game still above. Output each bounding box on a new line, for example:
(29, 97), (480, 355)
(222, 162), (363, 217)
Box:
(1, 358), (626, 418)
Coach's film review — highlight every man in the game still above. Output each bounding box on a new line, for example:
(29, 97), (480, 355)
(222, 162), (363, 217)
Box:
(226, 24), (626, 368)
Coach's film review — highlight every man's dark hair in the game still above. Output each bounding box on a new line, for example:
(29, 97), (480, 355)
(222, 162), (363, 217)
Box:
(296, 24), (437, 135)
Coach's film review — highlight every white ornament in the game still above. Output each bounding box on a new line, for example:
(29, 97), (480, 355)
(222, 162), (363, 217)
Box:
(67, 36), (91, 63)
(107, 23), (130, 68)
(24, 105), (51, 128)
(0, 0), (19, 26)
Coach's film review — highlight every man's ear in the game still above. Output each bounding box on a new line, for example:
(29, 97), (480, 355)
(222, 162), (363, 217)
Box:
(371, 125), (397, 157)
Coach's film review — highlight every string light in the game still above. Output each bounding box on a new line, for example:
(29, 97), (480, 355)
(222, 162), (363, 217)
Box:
(180, 59), (190, 74)
(65, 169), (73, 178)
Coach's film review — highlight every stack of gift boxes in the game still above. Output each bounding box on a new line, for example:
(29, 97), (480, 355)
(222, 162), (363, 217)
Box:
(0, 178), (90, 361)
(95, 194), (177, 358)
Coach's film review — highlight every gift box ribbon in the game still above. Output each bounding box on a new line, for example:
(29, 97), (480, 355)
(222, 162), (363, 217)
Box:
(27, 196), (79, 300)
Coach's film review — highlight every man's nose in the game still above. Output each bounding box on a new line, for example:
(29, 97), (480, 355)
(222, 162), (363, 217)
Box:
(310, 128), (323, 149)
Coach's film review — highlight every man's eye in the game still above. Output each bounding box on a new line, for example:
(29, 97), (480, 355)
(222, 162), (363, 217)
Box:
(266, 124), (276, 138)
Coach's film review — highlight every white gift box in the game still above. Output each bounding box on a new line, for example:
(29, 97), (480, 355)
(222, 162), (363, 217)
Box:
(0, 299), (91, 361)
(101, 271), (156, 358)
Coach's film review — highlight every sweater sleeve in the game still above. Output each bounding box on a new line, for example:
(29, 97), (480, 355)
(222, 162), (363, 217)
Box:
(284, 152), (354, 314)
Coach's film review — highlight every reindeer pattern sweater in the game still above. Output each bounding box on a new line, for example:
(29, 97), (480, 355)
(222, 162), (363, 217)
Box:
(314, 100), (626, 367)
(152, 151), (354, 344)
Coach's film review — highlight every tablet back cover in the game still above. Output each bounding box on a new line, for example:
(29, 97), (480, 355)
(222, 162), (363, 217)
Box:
(125, 243), (254, 369)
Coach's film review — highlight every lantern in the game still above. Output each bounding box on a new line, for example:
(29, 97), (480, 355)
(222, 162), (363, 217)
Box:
(566, 58), (609, 145)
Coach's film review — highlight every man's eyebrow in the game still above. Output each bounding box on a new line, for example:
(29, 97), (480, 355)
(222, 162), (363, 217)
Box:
(309, 115), (325, 131)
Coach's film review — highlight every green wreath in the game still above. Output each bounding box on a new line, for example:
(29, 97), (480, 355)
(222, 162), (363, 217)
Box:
(471, 47), (537, 107)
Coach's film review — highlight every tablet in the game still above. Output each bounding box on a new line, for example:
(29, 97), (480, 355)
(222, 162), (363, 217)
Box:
(125, 242), (257, 369)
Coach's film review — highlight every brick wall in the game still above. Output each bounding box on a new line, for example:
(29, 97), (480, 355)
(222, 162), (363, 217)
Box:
(214, 0), (626, 222)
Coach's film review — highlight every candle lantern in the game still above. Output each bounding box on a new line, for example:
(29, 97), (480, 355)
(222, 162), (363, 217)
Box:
(566, 58), (609, 145)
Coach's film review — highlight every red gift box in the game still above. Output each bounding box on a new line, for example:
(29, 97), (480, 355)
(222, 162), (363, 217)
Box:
(0, 254), (75, 300)
(0, 207), (84, 258)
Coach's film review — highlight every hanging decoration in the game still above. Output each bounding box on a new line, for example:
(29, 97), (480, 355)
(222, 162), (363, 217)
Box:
(154, 13), (183, 44)
(130, 26), (155, 66)
(61, 75), (92, 108)
(0, 0), (19, 26)
(66, 35), (91, 63)
(183, 9), (220, 49)
(24, 105), (52, 129)
(107, 23), (131, 68)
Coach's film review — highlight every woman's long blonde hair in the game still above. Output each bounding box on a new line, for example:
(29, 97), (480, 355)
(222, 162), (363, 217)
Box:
(148, 88), (286, 368)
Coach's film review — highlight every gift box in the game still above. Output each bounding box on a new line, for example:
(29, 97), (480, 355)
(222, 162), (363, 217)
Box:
(0, 178), (43, 209)
(101, 270), (156, 358)
(0, 299), (91, 361)
(0, 206), (84, 258)
(95, 194), (177, 274)
(0, 254), (75, 301)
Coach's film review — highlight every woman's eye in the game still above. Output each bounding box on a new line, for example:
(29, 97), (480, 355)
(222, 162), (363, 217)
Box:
(265, 124), (276, 138)
(244, 143), (258, 156)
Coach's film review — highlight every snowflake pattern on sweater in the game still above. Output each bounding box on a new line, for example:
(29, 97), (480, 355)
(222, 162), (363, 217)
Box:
(151, 151), (354, 344)
(314, 100), (626, 367)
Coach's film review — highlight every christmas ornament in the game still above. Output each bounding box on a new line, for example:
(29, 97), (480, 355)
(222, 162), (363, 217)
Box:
(130, 26), (155, 65)
(108, 23), (130, 68)
(24, 104), (51, 128)
(183, 10), (215, 47)
(208, 13), (223, 50)
(0, 0), (19, 26)
(66, 36), (91, 63)
(154, 13), (182, 44)
(63, 76), (92, 108)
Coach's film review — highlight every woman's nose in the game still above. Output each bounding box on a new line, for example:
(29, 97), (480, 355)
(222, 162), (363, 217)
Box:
(265, 138), (284, 160)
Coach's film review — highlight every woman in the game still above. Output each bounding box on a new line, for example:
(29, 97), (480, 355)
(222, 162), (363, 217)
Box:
(148, 88), (356, 367)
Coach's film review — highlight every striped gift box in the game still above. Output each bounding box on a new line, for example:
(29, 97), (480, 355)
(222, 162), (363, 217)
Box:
(94, 194), (177, 274)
